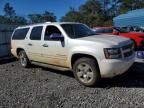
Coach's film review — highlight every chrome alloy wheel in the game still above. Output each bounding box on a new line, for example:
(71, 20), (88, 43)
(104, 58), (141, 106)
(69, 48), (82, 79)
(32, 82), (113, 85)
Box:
(19, 52), (27, 67)
(76, 63), (94, 83)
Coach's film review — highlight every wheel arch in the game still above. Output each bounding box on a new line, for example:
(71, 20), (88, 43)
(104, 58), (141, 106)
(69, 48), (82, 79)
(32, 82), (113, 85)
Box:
(71, 53), (100, 72)
(16, 48), (25, 56)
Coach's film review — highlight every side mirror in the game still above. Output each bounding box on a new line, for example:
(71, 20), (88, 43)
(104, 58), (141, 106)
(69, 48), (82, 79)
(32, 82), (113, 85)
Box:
(50, 33), (64, 41)
(113, 31), (119, 35)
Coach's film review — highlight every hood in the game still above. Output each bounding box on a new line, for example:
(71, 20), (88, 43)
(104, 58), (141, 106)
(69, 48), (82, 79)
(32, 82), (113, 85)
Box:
(78, 34), (130, 46)
(119, 32), (144, 38)
(122, 32), (144, 37)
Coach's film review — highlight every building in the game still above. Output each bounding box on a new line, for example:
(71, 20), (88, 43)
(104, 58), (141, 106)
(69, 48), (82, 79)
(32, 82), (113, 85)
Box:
(0, 24), (17, 57)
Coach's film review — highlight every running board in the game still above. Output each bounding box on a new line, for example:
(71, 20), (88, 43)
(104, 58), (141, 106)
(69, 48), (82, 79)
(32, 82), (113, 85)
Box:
(31, 61), (69, 71)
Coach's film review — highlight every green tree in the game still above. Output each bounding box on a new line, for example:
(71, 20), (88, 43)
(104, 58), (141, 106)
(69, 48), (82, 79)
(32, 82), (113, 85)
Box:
(79, 0), (101, 15)
(109, 0), (121, 16)
(42, 11), (56, 22)
(2, 3), (27, 24)
(98, 0), (109, 16)
(61, 8), (83, 22)
(4, 3), (16, 19)
(79, 0), (102, 27)
(28, 11), (56, 23)
(97, 0), (121, 26)
(14, 16), (27, 24)
(0, 15), (9, 24)
(61, 0), (103, 27)
(28, 14), (42, 23)
(120, 0), (144, 13)
(61, 0), (124, 27)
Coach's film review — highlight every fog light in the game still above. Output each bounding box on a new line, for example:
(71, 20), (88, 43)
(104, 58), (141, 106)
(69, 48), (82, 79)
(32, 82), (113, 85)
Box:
(136, 51), (144, 59)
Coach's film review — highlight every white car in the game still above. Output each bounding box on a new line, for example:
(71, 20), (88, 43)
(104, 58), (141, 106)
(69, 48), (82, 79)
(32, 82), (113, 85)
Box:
(11, 22), (135, 86)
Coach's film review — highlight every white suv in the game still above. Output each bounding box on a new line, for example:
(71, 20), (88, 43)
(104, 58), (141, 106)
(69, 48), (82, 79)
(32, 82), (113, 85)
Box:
(11, 22), (135, 86)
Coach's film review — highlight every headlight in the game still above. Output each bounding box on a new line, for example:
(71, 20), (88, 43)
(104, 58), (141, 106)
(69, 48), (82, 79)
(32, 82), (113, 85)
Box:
(104, 48), (122, 59)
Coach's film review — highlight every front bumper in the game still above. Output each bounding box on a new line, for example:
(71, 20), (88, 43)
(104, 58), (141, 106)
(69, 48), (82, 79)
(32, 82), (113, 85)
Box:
(99, 54), (135, 78)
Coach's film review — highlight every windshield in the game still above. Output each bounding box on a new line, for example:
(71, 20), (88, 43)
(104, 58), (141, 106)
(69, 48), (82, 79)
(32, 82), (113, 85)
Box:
(61, 24), (96, 38)
(114, 27), (129, 33)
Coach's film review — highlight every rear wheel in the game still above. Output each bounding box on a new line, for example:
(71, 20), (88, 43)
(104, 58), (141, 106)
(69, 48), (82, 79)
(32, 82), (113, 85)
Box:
(73, 57), (100, 86)
(18, 50), (30, 68)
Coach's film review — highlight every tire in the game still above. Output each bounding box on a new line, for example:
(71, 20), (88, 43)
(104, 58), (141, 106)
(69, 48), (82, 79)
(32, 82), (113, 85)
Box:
(18, 50), (30, 68)
(73, 57), (100, 87)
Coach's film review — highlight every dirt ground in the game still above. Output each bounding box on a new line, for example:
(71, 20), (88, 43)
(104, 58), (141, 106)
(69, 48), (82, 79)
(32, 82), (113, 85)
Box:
(0, 58), (144, 108)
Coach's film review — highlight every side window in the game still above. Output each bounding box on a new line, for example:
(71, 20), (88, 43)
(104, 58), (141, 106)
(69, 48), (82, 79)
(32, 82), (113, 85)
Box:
(61, 24), (74, 38)
(30, 26), (43, 40)
(104, 28), (113, 33)
(95, 28), (104, 33)
(12, 28), (29, 40)
(44, 25), (62, 40)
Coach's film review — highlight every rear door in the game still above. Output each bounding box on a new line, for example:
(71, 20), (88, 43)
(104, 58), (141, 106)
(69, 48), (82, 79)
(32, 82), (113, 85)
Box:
(26, 26), (44, 62)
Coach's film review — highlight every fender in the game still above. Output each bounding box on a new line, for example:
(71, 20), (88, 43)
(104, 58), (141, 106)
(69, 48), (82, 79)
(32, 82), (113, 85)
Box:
(67, 46), (102, 69)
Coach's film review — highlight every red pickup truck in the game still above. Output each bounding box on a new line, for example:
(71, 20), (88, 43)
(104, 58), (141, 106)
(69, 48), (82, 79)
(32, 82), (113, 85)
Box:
(93, 26), (144, 50)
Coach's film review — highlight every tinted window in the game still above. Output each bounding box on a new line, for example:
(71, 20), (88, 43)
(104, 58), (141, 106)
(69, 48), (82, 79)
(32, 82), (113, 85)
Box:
(114, 27), (128, 33)
(12, 28), (29, 40)
(93, 28), (113, 33)
(61, 24), (74, 38)
(104, 28), (113, 33)
(30, 26), (43, 40)
(61, 24), (96, 38)
(44, 26), (62, 40)
(94, 28), (104, 33)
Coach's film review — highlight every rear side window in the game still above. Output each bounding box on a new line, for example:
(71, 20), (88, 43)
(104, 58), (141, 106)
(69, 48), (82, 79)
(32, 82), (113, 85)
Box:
(12, 28), (29, 40)
(30, 26), (43, 40)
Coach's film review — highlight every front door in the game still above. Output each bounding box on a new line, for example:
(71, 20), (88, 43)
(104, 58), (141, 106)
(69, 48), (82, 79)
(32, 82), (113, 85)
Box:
(41, 25), (68, 67)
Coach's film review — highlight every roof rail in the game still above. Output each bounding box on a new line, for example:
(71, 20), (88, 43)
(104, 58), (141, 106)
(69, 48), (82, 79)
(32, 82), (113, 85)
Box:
(17, 21), (54, 28)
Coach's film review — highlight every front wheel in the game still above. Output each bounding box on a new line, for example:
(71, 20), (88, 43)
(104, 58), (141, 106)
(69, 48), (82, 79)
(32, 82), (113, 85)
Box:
(73, 57), (100, 87)
(18, 50), (30, 68)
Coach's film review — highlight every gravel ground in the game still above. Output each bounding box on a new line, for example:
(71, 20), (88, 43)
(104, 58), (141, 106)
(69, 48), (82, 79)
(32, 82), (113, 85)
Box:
(0, 59), (144, 108)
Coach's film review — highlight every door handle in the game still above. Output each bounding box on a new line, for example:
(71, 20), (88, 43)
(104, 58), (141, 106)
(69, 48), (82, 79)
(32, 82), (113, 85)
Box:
(28, 43), (32, 46)
(42, 44), (48, 47)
